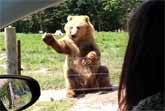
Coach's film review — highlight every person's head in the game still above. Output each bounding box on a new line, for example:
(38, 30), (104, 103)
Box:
(118, 0), (164, 110)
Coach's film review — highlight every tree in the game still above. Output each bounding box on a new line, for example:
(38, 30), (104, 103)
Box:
(13, 0), (142, 33)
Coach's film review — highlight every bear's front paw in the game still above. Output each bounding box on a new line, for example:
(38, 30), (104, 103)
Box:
(66, 89), (75, 98)
(82, 58), (92, 65)
(82, 51), (98, 65)
(42, 33), (55, 46)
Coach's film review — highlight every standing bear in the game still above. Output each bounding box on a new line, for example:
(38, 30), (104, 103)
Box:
(42, 15), (112, 97)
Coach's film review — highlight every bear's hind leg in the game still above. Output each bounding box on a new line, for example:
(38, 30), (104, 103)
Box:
(66, 69), (80, 97)
(96, 66), (112, 88)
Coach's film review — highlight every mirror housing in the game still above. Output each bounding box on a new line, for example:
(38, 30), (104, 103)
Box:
(0, 75), (40, 111)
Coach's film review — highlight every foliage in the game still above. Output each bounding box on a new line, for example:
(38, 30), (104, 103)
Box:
(12, 0), (142, 33)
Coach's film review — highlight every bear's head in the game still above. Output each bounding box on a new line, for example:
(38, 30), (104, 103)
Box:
(64, 15), (94, 42)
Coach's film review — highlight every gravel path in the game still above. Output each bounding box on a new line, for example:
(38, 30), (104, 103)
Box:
(39, 89), (67, 101)
(39, 88), (118, 111)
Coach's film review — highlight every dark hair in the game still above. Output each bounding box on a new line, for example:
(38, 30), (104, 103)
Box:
(118, 0), (164, 110)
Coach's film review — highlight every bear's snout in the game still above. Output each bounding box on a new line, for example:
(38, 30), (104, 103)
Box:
(71, 35), (76, 38)
(70, 26), (80, 38)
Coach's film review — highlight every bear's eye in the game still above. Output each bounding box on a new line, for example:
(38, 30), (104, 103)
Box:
(70, 26), (73, 29)
(77, 26), (80, 29)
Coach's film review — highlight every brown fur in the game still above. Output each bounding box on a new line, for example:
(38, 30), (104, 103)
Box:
(42, 15), (111, 97)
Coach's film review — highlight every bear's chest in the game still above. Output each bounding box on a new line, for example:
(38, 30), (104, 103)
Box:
(78, 43), (96, 57)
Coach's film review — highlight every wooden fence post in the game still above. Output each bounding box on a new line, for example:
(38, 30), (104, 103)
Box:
(4, 26), (18, 75)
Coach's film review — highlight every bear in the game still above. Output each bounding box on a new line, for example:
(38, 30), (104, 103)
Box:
(42, 15), (112, 97)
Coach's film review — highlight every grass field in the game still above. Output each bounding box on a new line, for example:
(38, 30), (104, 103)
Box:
(0, 31), (128, 110)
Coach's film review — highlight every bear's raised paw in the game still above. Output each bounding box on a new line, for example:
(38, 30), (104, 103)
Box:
(42, 33), (55, 46)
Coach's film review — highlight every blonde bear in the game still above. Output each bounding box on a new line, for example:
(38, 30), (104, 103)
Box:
(42, 15), (112, 97)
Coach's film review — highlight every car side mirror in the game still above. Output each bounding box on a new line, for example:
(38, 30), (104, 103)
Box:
(0, 75), (40, 111)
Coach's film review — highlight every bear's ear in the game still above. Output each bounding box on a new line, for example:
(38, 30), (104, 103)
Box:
(67, 15), (73, 21)
(84, 15), (90, 22)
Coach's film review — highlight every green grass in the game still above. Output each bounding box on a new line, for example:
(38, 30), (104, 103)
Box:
(0, 33), (65, 89)
(95, 32), (128, 84)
